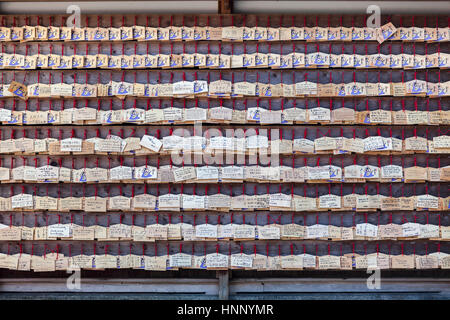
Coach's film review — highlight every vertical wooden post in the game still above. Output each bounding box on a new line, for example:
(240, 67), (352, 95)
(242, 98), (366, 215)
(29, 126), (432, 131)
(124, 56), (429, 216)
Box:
(217, 270), (229, 300)
(218, 0), (232, 14)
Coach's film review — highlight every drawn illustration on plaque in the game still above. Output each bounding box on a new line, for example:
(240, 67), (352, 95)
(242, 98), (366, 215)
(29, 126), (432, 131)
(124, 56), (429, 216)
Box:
(58, 59), (68, 69)
(9, 56), (20, 66)
(194, 56), (201, 66)
(411, 81), (423, 94)
(330, 57), (337, 67)
(438, 84), (447, 96)
(292, 29), (300, 39)
(315, 29), (324, 40)
(79, 171), (87, 182)
(157, 57), (166, 67)
(363, 167), (376, 178)
(254, 30), (263, 40)
(206, 56), (214, 67)
(48, 56), (57, 67)
(71, 31), (81, 40)
(374, 57), (385, 67)
(383, 28), (394, 40)
(364, 30), (373, 40)
(48, 29), (56, 39)
(380, 139), (390, 150)
(251, 109), (261, 121)
(145, 56), (153, 67)
(110, 31), (118, 40)
(280, 57), (289, 68)
(128, 109), (140, 121)
(121, 58), (129, 68)
(13, 86), (25, 98)
(134, 29), (143, 39)
(402, 56), (411, 67)
(351, 85), (362, 95)
(108, 59), (117, 68)
(37, 58), (45, 68)
(242, 28), (250, 40)
(413, 59), (422, 69)
(391, 57), (399, 68)
(329, 166), (338, 178)
(144, 86), (151, 96)
(304, 30), (311, 40)
(24, 29), (32, 39)
(117, 84), (129, 95)
(48, 113), (56, 123)
(268, 56), (276, 66)
(145, 30), (154, 40)
(438, 56), (447, 67)
(142, 167), (153, 178)
(342, 57), (350, 67)
(104, 112), (112, 123)
(8, 114), (19, 124)
(194, 28), (205, 40)
(328, 30), (337, 40)
(81, 86), (93, 97)
(93, 29), (105, 40)
(243, 56), (251, 67)
(22, 58), (32, 69)
(11, 30), (19, 40)
(200, 257), (207, 269)
(194, 82), (206, 93)
(352, 30), (362, 40)
(37, 29), (46, 39)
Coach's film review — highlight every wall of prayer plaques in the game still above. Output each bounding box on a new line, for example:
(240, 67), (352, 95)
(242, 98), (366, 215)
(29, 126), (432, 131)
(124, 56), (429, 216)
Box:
(0, 13), (449, 275)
